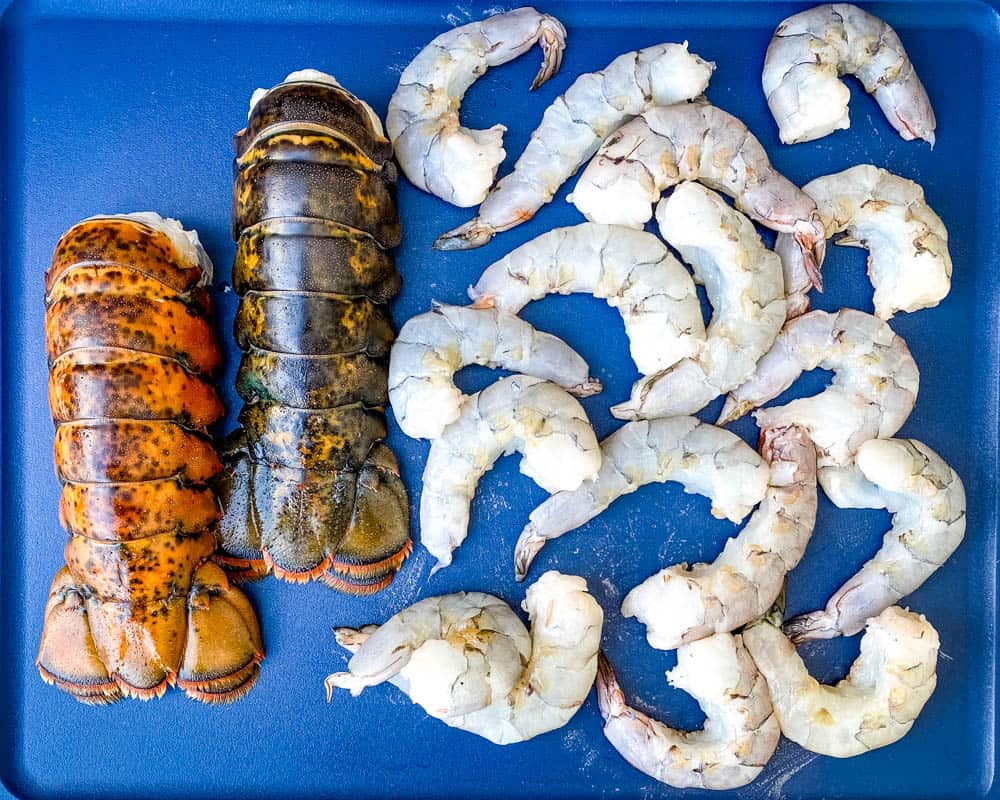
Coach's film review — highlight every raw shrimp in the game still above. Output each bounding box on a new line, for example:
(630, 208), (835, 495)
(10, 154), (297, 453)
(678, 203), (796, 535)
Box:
(743, 606), (939, 758)
(469, 223), (705, 375)
(434, 43), (714, 249)
(420, 375), (600, 572)
(777, 165), (952, 319)
(763, 4), (936, 145)
(568, 101), (826, 275)
(622, 426), (817, 651)
(610, 183), (787, 420)
(597, 636), (780, 790)
(785, 438), (965, 642)
(325, 570), (603, 745)
(718, 309), (919, 468)
(387, 7), (567, 207)
(389, 303), (600, 440)
(514, 417), (769, 581)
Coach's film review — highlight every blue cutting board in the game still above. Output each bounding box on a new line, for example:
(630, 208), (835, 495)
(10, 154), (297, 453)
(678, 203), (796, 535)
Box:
(1, 1), (998, 798)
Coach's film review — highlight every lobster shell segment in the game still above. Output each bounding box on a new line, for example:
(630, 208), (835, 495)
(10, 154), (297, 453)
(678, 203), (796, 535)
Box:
(217, 71), (411, 592)
(37, 214), (264, 705)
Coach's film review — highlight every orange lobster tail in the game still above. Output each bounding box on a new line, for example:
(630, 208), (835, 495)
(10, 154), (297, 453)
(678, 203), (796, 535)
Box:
(37, 215), (264, 705)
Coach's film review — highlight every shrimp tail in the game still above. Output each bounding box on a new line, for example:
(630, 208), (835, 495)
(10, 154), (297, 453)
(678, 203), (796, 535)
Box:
(794, 225), (826, 292)
(513, 523), (546, 582)
(434, 218), (495, 250)
(595, 651), (629, 721)
(530, 16), (568, 91)
(782, 610), (838, 644)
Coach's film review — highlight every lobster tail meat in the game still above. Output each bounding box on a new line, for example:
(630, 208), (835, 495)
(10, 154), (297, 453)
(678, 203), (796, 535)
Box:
(37, 214), (264, 705)
(216, 70), (411, 593)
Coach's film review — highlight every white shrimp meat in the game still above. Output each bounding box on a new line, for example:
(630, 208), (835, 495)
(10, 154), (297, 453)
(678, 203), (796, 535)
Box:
(514, 417), (769, 580)
(778, 165), (952, 319)
(419, 375), (600, 571)
(597, 635), (780, 789)
(762, 3), (936, 145)
(387, 7), (566, 206)
(785, 438), (965, 641)
(389, 304), (600, 439)
(719, 309), (919, 468)
(568, 101), (826, 274)
(611, 183), (787, 420)
(622, 425), (817, 651)
(743, 606), (939, 758)
(469, 223), (706, 375)
(326, 571), (603, 745)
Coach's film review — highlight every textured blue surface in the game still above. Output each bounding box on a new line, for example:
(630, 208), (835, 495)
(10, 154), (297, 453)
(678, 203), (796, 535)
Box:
(1, 0), (998, 798)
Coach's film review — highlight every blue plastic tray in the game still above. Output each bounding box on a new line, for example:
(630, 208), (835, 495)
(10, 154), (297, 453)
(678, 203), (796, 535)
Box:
(2, 0), (998, 798)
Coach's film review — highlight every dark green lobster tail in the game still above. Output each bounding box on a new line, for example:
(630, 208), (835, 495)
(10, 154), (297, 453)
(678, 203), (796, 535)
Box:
(215, 73), (410, 594)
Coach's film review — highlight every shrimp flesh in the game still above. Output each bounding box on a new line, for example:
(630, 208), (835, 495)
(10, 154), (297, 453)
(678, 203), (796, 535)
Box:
(718, 309), (919, 468)
(784, 438), (965, 642)
(777, 165), (952, 319)
(622, 425), (817, 651)
(325, 570), (603, 745)
(763, 4), (936, 145)
(610, 183), (786, 420)
(469, 223), (705, 375)
(597, 636), (780, 789)
(389, 303), (600, 439)
(743, 606), (939, 758)
(514, 417), (769, 581)
(420, 375), (600, 571)
(387, 7), (567, 207)
(434, 43), (714, 249)
(568, 101), (826, 275)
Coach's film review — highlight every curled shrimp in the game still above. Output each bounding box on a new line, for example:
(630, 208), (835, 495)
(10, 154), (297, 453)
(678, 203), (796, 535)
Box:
(777, 165), (952, 319)
(597, 637), (780, 790)
(784, 438), (965, 642)
(325, 571), (603, 745)
(434, 43), (714, 249)
(743, 606), (939, 758)
(514, 417), (769, 581)
(420, 375), (600, 572)
(387, 7), (566, 207)
(763, 4), (936, 145)
(388, 304), (600, 440)
(568, 101), (826, 276)
(718, 309), (919, 468)
(622, 425), (817, 651)
(469, 223), (705, 375)
(610, 183), (787, 421)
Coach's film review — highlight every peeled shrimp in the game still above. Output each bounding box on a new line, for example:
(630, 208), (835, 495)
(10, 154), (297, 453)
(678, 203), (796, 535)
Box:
(389, 304), (600, 440)
(611, 184), (786, 420)
(777, 165), (952, 319)
(623, 425), (817, 651)
(420, 375), (600, 571)
(763, 4), (936, 145)
(785, 438), (965, 642)
(514, 417), (769, 581)
(597, 636), (780, 790)
(326, 570), (603, 745)
(469, 223), (705, 376)
(718, 309), (919, 468)
(568, 101), (826, 275)
(434, 43), (714, 249)
(387, 7), (566, 207)
(743, 606), (939, 758)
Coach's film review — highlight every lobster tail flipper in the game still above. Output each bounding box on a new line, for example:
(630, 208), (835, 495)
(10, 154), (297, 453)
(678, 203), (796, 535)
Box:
(36, 567), (121, 705)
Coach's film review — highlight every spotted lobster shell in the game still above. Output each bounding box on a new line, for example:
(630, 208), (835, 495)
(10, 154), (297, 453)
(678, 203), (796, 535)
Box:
(215, 73), (411, 593)
(37, 214), (264, 704)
